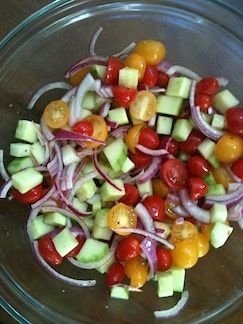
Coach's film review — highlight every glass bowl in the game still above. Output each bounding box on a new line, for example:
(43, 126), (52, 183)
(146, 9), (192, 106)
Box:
(0, 1), (243, 323)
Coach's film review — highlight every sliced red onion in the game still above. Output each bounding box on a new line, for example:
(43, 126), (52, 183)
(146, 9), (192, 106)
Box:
(134, 203), (155, 232)
(40, 116), (55, 141)
(238, 218), (243, 230)
(112, 41), (136, 57)
(216, 77), (229, 87)
(0, 180), (12, 198)
(27, 82), (72, 110)
(32, 241), (95, 287)
(150, 87), (166, 94)
(156, 60), (173, 73)
(189, 80), (196, 108)
(97, 86), (113, 98)
(154, 290), (189, 318)
(113, 283), (142, 292)
(227, 182), (241, 192)
(167, 65), (201, 81)
(205, 184), (243, 207)
(122, 169), (145, 184)
(47, 154), (58, 177)
(136, 144), (168, 157)
(179, 189), (210, 224)
(225, 166), (242, 183)
(89, 26), (103, 56)
(228, 204), (243, 221)
(99, 102), (111, 118)
(110, 125), (130, 139)
(166, 193), (180, 206)
(54, 129), (105, 145)
(106, 119), (118, 129)
(173, 205), (188, 217)
(140, 237), (158, 279)
(136, 157), (161, 184)
(27, 206), (43, 241)
(0, 150), (10, 181)
(65, 55), (107, 78)
(60, 162), (78, 191)
(70, 225), (85, 238)
(61, 86), (77, 103)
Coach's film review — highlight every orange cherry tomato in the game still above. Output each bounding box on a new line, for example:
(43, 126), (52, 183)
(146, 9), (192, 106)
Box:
(125, 123), (145, 153)
(152, 178), (170, 199)
(43, 100), (70, 129)
(171, 220), (198, 243)
(129, 90), (157, 121)
(124, 256), (148, 288)
(200, 223), (214, 241)
(124, 53), (146, 80)
(171, 238), (198, 269)
(196, 232), (210, 258)
(134, 40), (166, 65)
(212, 166), (233, 189)
(83, 114), (108, 148)
(214, 133), (243, 163)
(107, 203), (137, 236)
(69, 66), (91, 86)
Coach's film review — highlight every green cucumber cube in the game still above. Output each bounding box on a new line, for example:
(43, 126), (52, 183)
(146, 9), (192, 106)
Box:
(61, 144), (80, 166)
(76, 238), (109, 263)
(91, 64), (107, 79)
(121, 157), (135, 173)
(110, 286), (130, 300)
(15, 120), (39, 143)
(206, 184), (225, 196)
(103, 138), (127, 172)
(76, 179), (97, 202)
(7, 157), (34, 175)
(52, 227), (79, 257)
(72, 197), (88, 212)
(197, 138), (216, 159)
(166, 76), (192, 99)
(82, 91), (96, 110)
(100, 179), (125, 202)
(210, 222), (233, 248)
(92, 224), (113, 240)
(153, 221), (171, 239)
(137, 180), (153, 197)
(30, 214), (55, 240)
(210, 203), (228, 223)
(172, 119), (193, 142)
(95, 209), (109, 227)
(108, 107), (129, 126)
(10, 143), (31, 157)
(211, 113), (225, 129)
(157, 95), (183, 116)
(213, 89), (239, 114)
(11, 167), (43, 194)
(82, 216), (95, 231)
(30, 142), (46, 165)
(177, 151), (190, 162)
(207, 154), (219, 168)
(156, 115), (173, 135)
(119, 67), (139, 89)
(170, 267), (185, 292)
(79, 108), (92, 119)
(82, 160), (96, 175)
(92, 200), (102, 214)
(204, 172), (216, 185)
(44, 212), (66, 227)
(157, 271), (174, 297)
(96, 255), (115, 274)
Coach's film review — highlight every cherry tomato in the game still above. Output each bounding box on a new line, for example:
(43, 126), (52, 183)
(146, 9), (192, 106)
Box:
(226, 107), (243, 136)
(196, 77), (219, 95)
(113, 86), (137, 108)
(104, 56), (124, 85)
(43, 100), (70, 129)
(116, 235), (141, 262)
(129, 90), (157, 121)
(138, 127), (160, 149)
(200, 223), (214, 241)
(65, 236), (85, 258)
(107, 203), (137, 236)
(152, 178), (170, 198)
(188, 178), (208, 200)
(69, 66), (91, 86)
(134, 40), (166, 65)
(142, 65), (159, 87)
(187, 155), (211, 178)
(171, 220), (198, 243)
(105, 262), (125, 286)
(124, 53), (146, 80)
(125, 123), (145, 153)
(38, 235), (63, 266)
(214, 133), (243, 163)
(196, 232), (209, 258)
(124, 256), (148, 288)
(156, 246), (173, 271)
(231, 158), (243, 180)
(72, 120), (93, 136)
(157, 71), (169, 88)
(142, 195), (165, 222)
(195, 93), (213, 112)
(160, 159), (188, 192)
(212, 166), (233, 189)
(129, 150), (152, 169)
(84, 114), (108, 148)
(12, 184), (44, 204)
(180, 130), (205, 155)
(119, 183), (140, 206)
(159, 136), (179, 156)
(171, 238), (198, 269)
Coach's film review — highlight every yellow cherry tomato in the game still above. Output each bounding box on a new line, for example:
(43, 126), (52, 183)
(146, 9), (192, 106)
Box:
(124, 53), (146, 80)
(69, 66), (91, 86)
(200, 223), (214, 241)
(171, 238), (199, 269)
(152, 178), (170, 198)
(43, 100), (70, 129)
(107, 203), (137, 236)
(124, 123), (145, 153)
(129, 90), (157, 121)
(134, 40), (166, 65)
(125, 256), (148, 288)
(214, 133), (243, 163)
(83, 114), (108, 148)
(171, 220), (198, 243)
(196, 232), (210, 258)
(212, 166), (233, 189)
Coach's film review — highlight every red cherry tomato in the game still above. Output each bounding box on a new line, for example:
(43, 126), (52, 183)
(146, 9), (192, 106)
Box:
(188, 178), (208, 200)
(142, 195), (165, 222)
(225, 108), (243, 136)
(231, 158), (243, 180)
(105, 262), (125, 286)
(196, 77), (219, 95)
(195, 93), (213, 112)
(187, 155), (211, 178)
(142, 65), (159, 88)
(129, 150), (152, 169)
(179, 130), (205, 155)
(156, 246), (173, 271)
(159, 136), (179, 156)
(12, 184), (44, 204)
(104, 57), (124, 85)
(65, 236), (85, 258)
(138, 127), (160, 149)
(116, 235), (141, 262)
(38, 235), (63, 266)
(113, 86), (137, 108)
(160, 159), (188, 192)
(119, 184), (140, 206)
(72, 120), (93, 136)
(157, 71), (169, 88)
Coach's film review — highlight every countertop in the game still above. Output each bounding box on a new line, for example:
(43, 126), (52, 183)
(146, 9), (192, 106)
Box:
(0, 1), (243, 323)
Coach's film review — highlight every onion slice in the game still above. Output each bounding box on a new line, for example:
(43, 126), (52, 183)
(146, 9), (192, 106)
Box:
(0, 180), (13, 198)
(110, 125), (130, 139)
(0, 150), (10, 181)
(167, 65), (201, 81)
(205, 184), (243, 207)
(54, 129), (105, 145)
(134, 203), (155, 232)
(89, 26), (103, 56)
(140, 237), (157, 278)
(136, 157), (161, 184)
(136, 144), (168, 157)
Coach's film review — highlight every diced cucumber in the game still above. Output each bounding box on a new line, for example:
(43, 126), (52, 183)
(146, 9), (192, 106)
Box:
(72, 197), (88, 212)
(96, 255), (115, 274)
(121, 157), (135, 173)
(156, 95), (183, 116)
(206, 184), (225, 196)
(92, 200), (102, 215)
(82, 160), (96, 175)
(170, 267), (186, 293)
(110, 286), (130, 300)
(91, 64), (107, 79)
(211, 113), (225, 129)
(92, 224), (113, 240)
(44, 212), (66, 227)
(166, 76), (192, 99)
(79, 108), (92, 119)
(10, 143), (31, 157)
(137, 180), (153, 197)
(7, 157), (34, 175)
(76, 238), (109, 263)
(156, 115), (173, 135)
(100, 179), (125, 202)
(95, 208), (109, 227)
(119, 67), (139, 89)
(210, 222), (233, 248)
(207, 154), (219, 168)
(52, 227), (79, 257)
(103, 138), (127, 172)
(210, 203), (228, 223)
(82, 217), (95, 231)
(30, 214), (55, 240)
(62, 144), (80, 166)
(213, 89), (239, 114)
(172, 119), (193, 142)
(11, 167), (43, 194)
(197, 138), (216, 160)
(157, 271), (174, 297)
(31, 142), (46, 165)
(82, 91), (97, 110)
(76, 179), (97, 202)
(153, 221), (171, 239)
(177, 151), (190, 162)
(15, 120), (39, 143)
(204, 172), (216, 185)
(108, 108), (129, 126)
